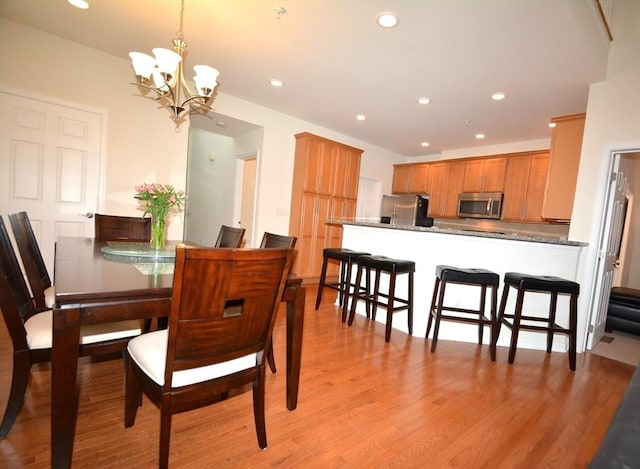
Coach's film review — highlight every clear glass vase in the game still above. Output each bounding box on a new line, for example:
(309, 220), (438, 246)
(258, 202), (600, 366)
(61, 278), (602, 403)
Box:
(150, 216), (166, 250)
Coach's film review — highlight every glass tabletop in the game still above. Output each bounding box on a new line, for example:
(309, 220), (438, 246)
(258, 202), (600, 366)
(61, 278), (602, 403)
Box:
(101, 241), (176, 258)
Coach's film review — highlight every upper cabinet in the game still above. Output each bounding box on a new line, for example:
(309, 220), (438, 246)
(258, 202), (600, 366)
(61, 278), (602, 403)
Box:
(428, 160), (465, 218)
(462, 156), (507, 193)
(392, 163), (430, 194)
(502, 151), (550, 222)
(542, 113), (586, 221)
(332, 144), (362, 199)
(289, 132), (363, 281)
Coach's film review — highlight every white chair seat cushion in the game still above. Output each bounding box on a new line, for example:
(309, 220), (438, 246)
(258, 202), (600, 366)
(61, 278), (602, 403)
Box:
(24, 310), (142, 350)
(127, 329), (257, 388)
(44, 285), (55, 308)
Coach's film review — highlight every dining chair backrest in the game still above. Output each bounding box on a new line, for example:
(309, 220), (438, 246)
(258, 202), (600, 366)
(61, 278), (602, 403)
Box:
(214, 225), (246, 248)
(8, 212), (52, 309)
(166, 246), (292, 383)
(259, 232), (297, 249)
(0, 214), (143, 437)
(0, 216), (39, 335)
(94, 214), (151, 241)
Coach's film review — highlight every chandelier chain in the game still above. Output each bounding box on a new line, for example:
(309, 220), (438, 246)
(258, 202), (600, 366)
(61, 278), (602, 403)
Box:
(176, 0), (185, 41)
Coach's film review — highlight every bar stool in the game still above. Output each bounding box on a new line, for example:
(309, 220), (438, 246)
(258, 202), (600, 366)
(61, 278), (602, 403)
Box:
(315, 248), (371, 322)
(426, 265), (500, 359)
(347, 255), (415, 342)
(492, 272), (580, 371)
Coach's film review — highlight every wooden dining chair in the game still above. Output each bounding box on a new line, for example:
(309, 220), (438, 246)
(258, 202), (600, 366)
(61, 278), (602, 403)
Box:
(214, 225), (246, 248)
(259, 232), (297, 373)
(94, 214), (151, 241)
(8, 211), (55, 309)
(0, 216), (143, 438)
(124, 245), (292, 468)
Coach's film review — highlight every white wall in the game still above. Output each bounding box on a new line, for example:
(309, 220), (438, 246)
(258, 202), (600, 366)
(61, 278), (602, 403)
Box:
(0, 19), (188, 240)
(0, 18), (406, 243)
(185, 129), (237, 246)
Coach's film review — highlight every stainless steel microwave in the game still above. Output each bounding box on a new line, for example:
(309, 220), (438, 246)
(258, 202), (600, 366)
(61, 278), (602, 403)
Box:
(457, 192), (503, 219)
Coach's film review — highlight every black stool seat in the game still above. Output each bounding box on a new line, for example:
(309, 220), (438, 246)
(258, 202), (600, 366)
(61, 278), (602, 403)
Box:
(436, 265), (500, 286)
(503, 272), (579, 295)
(315, 248), (371, 323)
(493, 271), (580, 371)
(427, 265), (499, 357)
(357, 255), (415, 274)
(347, 254), (415, 342)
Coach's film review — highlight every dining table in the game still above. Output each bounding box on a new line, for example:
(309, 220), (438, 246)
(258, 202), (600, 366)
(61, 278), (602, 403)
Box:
(51, 236), (305, 469)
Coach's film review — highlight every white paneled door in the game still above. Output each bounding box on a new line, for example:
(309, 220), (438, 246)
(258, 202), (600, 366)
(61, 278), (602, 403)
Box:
(0, 90), (104, 275)
(586, 154), (628, 349)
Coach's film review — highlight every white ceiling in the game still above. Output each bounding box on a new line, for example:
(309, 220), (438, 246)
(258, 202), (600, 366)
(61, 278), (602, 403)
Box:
(0, 0), (610, 156)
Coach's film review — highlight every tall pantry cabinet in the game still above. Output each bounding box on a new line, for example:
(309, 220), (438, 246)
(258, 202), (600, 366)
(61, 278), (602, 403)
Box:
(289, 132), (363, 282)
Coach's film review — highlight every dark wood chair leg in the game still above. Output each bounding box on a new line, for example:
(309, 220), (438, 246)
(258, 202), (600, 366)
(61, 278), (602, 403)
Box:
(266, 339), (277, 373)
(253, 367), (268, 449)
(124, 354), (141, 428)
(158, 398), (172, 469)
(0, 352), (31, 438)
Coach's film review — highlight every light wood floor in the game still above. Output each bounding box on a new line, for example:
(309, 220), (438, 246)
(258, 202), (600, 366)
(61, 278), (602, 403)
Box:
(0, 286), (634, 468)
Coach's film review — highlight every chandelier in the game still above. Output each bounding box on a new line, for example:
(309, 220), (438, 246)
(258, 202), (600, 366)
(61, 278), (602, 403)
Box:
(128, 0), (219, 125)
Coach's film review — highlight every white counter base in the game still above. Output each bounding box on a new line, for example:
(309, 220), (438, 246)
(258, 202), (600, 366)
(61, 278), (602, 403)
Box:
(341, 224), (586, 353)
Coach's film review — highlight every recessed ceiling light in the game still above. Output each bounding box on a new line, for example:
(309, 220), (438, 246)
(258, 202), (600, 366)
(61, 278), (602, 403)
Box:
(417, 97), (431, 105)
(68, 0), (89, 9)
(475, 133), (485, 139)
(548, 122), (557, 128)
(421, 142), (430, 147)
(376, 12), (399, 29)
(269, 79), (284, 87)
(356, 114), (367, 121)
(490, 92), (506, 101)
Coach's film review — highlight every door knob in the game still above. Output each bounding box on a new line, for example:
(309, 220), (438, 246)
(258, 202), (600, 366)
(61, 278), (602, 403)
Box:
(79, 212), (94, 218)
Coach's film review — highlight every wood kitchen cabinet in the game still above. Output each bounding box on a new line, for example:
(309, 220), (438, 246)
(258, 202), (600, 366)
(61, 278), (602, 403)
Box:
(462, 156), (507, 193)
(542, 113), (586, 220)
(427, 160), (465, 218)
(289, 132), (363, 281)
(502, 151), (550, 222)
(392, 163), (430, 194)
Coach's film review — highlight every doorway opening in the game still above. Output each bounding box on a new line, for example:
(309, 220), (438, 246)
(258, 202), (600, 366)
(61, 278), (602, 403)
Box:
(587, 149), (640, 352)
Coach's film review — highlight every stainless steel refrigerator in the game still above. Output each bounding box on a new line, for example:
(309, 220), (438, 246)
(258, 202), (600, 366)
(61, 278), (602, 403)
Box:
(380, 195), (432, 227)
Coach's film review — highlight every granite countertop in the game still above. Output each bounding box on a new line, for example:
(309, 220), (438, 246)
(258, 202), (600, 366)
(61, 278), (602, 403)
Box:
(329, 219), (587, 247)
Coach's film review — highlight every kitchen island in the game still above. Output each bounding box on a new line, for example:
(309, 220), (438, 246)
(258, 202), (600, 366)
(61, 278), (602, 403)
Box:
(336, 220), (589, 354)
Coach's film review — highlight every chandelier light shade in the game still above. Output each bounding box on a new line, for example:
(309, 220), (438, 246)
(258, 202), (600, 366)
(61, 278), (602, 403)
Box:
(129, 0), (219, 125)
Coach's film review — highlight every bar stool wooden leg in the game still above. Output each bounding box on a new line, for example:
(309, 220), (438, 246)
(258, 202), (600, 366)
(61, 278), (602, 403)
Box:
(430, 281), (447, 353)
(490, 285), (498, 361)
(508, 288), (525, 364)
(547, 292), (558, 353)
(347, 264), (364, 326)
(569, 293), (578, 371)
(384, 272), (396, 342)
(426, 277), (440, 338)
(315, 255), (329, 310)
(407, 271), (414, 336)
